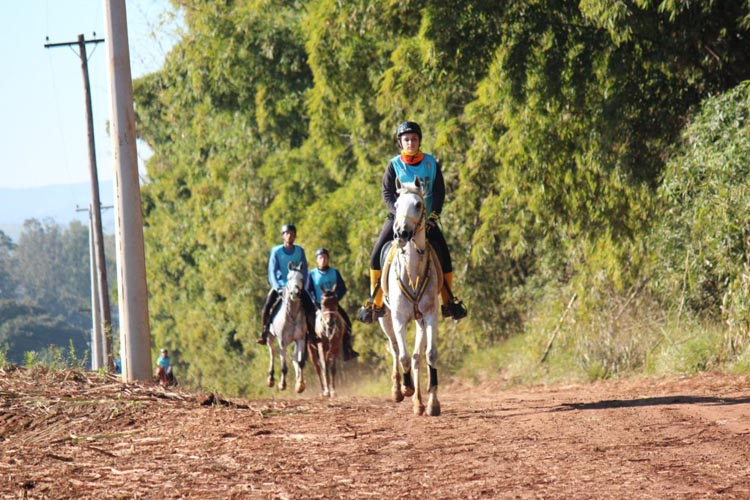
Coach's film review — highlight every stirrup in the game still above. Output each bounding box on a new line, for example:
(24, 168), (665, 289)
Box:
(373, 304), (386, 318)
(441, 304), (453, 319)
(450, 298), (468, 320)
(356, 303), (375, 324)
(342, 347), (360, 361)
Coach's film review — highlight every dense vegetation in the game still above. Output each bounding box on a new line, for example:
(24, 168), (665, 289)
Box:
(0, 220), (115, 365)
(133, 0), (750, 396)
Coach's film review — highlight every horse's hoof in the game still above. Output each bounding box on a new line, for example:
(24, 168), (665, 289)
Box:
(402, 386), (415, 397)
(392, 389), (404, 403)
(329, 390), (336, 398)
(296, 382), (305, 393)
(279, 382), (286, 391)
(413, 401), (425, 416)
(267, 377), (274, 388)
(427, 400), (441, 417)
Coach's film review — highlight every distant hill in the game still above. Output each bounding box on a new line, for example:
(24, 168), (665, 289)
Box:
(0, 182), (115, 242)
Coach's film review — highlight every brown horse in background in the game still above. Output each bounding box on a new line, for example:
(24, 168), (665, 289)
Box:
(308, 287), (346, 397)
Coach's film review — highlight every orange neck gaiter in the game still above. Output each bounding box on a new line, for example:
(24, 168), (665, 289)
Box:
(400, 151), (424, 165)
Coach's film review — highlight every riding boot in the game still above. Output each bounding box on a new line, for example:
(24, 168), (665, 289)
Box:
(256, 322), (270, 345)
(440, 273), (453, 319)
(442, 272), (468, 320)
(342, 330), (359, 361)
(357, 269), (385, 323)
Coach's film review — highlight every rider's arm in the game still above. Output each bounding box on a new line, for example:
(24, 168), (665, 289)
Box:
(382, 162), (398, 215)
(432, 160), (445, 216)
(299, 247), (309, 282)
(336, 271), (347, 299)
(268, 248), (282, 291)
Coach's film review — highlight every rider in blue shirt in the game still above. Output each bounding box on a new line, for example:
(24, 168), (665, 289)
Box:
(257, 224), (317, 345)
(306, 247), (359, 360)
(357, 121), (467, 323)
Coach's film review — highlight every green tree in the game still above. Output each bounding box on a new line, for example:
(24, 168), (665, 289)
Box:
(0, 230), (16, 299)
(134, 0), (750, 393)
(0, 300), (88, 366)
(651, 81), (750, 335)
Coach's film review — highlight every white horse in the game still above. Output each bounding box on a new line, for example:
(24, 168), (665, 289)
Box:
(379, 178), (441, 416)
(309, 286), (345, 397)
(267, 263), (307, 393)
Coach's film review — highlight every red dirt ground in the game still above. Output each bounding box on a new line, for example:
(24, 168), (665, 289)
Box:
(2, 366), (750, 498)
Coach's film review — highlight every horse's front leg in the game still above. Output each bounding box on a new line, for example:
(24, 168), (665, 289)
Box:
(293, 338), (306, 394)
(379, 313), (404, 402)
(328, 341), (338, 398)
(309, 340), (327, 396)
(411, 320), (427, 416)
(278, 345), (288, 391)
(392, 315), (414, 398)
(267, 342), (275, 388)
(424, 314), (440, 416)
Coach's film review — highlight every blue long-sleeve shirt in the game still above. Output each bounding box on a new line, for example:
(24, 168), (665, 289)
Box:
(268, 244), (308, 290)
(306, 266), (346, 305)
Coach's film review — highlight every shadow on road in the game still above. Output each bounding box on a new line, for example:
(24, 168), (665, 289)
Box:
(556, 395), (750, 411)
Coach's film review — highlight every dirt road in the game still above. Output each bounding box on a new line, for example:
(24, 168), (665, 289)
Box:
(2, 367), (750, 498)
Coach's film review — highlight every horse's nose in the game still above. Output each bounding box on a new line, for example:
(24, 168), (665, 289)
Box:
(395, 229), (413, 242)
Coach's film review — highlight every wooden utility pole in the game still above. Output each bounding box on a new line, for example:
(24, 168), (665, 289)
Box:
(104, 0), (153, 382)
(45, 34), (115, 372)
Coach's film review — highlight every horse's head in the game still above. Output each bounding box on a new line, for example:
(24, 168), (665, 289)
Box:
(284, 262), (305, 299)
(393, 178), (426, 246)
(317, 287), (340, 339)
(320, 288), (338, 312)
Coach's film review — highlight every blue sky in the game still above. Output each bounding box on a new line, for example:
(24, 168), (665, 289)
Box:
(0, 1), (180, 189)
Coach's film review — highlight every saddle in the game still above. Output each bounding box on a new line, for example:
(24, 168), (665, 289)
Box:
(380, 240), (444, 307)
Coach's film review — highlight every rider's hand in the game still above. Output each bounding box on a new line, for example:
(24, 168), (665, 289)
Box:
(427, 212), (440, 232)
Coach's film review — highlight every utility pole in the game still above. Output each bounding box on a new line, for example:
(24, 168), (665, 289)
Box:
(104, 0), (153, 382)
(77, 204), (113, 371)
(45, 34), (115, 372)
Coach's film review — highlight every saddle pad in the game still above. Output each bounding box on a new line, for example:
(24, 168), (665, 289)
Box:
(380, 242), (398, 298)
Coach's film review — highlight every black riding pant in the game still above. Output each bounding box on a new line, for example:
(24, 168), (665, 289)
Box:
(369, 215), (452, 273)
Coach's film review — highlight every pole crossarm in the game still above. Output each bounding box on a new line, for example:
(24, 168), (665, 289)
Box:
(44, 37), (104, 49)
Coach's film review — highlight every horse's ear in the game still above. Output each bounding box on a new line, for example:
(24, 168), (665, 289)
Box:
(288, 261), (294, 270)
(395, 177), (402, 191)
(415, 176), (423, 190)
(331, 284), (337, 292)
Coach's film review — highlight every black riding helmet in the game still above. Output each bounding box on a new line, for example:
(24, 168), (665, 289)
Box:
(396, 121), (422, 141)
(280, 223), (296, 234)
(315, 247), (329, 257)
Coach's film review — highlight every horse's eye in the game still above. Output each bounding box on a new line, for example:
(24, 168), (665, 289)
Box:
(416, 202), (422, 210)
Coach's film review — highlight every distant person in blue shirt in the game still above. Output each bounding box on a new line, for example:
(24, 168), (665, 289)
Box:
(306, 247), (359, 361)
(155, 348), (172, 386)
(257, 224), (317, 345)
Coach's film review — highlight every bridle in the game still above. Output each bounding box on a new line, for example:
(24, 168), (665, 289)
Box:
(394, 186), (426, 242)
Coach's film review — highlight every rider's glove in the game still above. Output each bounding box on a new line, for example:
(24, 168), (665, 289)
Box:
(427, 212), (440, 232)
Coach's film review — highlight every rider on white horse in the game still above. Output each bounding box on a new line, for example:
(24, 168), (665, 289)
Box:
(306, 247), (359, 361)
(357, 121), (467, 323)
(257, 223), (317, 346)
